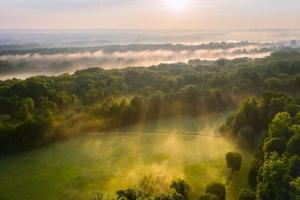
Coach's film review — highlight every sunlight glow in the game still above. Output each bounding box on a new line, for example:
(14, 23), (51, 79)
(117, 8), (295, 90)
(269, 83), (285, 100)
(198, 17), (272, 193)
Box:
(165, 0), (190, 9)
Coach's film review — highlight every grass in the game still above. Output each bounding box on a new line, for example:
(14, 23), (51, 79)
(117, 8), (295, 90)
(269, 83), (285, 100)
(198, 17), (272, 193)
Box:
(0, 115), (252, 200)
(113, 113), (231, 136)
(223, 149), (254, 200)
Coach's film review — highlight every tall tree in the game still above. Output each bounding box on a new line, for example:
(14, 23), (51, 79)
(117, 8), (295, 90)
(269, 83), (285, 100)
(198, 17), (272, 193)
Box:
(238, 189), (256, 200)
(170, 179), (190, 200)
(238, 125), (256, 149)
(286, 133), (300, 156)
(248, 158), (263, 189)
(263, 138), (286, 158)
(116, 188), (137, 200)
(225, 151), (242, 173)
(205, 182), (226, 200)
(256, 153), (292, 200)
(268, 112), (292, 140)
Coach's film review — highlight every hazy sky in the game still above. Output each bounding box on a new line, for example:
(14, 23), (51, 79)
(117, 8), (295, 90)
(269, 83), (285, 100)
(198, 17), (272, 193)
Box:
(1, 0), (300, 29)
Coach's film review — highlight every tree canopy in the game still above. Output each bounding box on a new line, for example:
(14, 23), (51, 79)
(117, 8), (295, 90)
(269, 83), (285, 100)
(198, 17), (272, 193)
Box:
(225, 151), (242, 173)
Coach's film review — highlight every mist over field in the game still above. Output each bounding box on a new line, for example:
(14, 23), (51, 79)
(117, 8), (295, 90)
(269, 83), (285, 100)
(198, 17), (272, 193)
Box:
(0, 115), (253, 200)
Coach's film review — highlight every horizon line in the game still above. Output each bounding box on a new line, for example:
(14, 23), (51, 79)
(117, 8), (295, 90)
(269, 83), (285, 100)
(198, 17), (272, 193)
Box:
(1, 28), (300, 31)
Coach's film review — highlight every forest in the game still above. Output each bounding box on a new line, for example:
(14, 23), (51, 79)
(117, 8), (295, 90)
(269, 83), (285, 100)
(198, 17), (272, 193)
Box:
(0, 42), (284, 77)
(1, 48), (300, 199)
(0, 41), (278, 55)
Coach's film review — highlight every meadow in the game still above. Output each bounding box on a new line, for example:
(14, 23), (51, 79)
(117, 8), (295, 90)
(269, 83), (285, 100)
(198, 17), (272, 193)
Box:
(0, 115), (252, 200)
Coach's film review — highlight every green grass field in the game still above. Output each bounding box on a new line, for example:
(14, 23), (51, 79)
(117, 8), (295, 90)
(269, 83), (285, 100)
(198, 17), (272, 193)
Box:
(114, 113), (230, 136)
(0, 115), (252, 200)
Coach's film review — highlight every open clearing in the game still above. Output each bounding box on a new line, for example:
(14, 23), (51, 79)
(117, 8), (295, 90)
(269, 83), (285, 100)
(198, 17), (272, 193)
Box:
(0, 115), (252, 200)
(114, 113), (231, 136)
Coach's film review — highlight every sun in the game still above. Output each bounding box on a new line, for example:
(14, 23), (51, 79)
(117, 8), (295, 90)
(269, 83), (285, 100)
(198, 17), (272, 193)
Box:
(166, 0), (190, 10)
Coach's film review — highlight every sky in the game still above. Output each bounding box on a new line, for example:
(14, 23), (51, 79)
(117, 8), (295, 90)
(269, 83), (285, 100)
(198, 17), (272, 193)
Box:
(0, 0), (300, 29)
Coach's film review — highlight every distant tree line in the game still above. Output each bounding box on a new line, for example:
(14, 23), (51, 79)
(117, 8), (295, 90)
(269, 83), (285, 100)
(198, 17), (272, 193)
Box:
(0, 41), (283, 56)
(1, 46), (299, 79)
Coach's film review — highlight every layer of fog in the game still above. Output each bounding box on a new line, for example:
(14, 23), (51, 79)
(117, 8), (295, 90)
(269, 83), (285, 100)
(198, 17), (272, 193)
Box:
(0, 46), (271, 80)
(0, 29), (299, 47)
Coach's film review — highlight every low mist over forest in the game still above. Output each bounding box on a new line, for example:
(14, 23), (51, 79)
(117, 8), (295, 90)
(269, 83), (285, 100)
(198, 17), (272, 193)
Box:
(0, 41), (281, 80)
(1, 29), (299, 79)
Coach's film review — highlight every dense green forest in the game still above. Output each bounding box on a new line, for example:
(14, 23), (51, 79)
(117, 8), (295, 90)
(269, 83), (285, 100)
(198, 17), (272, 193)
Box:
(2, 48), (300, 199)
(0, 41), (279, 55)
(1, 49), (300, 155)
(219, 90), (300, 199)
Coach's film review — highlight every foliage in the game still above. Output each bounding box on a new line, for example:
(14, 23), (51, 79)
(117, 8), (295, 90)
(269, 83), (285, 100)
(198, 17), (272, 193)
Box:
(198, 193), (219, 200)
(171, 193), (184, 200)
(221, 89), (300, 199)
(256, 153), (293, 200)
(288, 155), (300, 178)
(253, 131), (268, 161)
(170, 179), (190, 200)
(3, 46), (300, 198)
(263, 138), (286, 158)
(221, 91), (300, 140)
(204, 182), (226, 200)
(289, 177), (300, 200)
(155, 194), (174, 200)
(139, 173), (169, 195)
(247, 158), (263, 189)
(268, 112), (292, 140)
(0, 42), (279, 57)
(220, 97), (258, 137)
(238, 189), (256, 200)
(116, 188), (137, 200)
(225, 151), (242, 173)
(1, 49), (300, 154)
(238, 125), (256, 149)
(286, 133), (300, 156)
(0, 60), (16, 74)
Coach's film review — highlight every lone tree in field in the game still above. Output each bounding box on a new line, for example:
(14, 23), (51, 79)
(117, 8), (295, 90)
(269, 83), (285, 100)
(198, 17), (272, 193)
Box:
(205, 182), (226, 200)
(226, 151), (242, 174)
